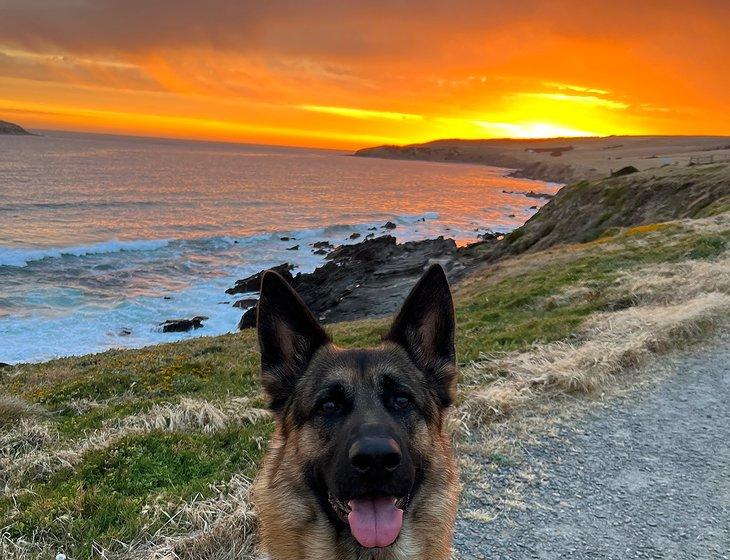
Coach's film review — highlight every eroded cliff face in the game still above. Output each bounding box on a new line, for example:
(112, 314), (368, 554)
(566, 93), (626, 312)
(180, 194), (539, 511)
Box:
(495, 163), (730, 258)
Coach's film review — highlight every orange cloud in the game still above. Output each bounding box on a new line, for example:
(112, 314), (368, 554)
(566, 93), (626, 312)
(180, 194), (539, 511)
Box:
(0, 1), (728, 148)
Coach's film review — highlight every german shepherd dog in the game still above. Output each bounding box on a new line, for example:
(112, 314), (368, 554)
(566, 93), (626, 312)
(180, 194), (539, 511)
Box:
(252, 265), (459, 560)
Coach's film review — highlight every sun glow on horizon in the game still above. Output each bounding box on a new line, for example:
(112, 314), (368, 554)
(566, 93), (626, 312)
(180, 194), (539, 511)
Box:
(471, 121), (600, 139)
(0, 1), (727, 148)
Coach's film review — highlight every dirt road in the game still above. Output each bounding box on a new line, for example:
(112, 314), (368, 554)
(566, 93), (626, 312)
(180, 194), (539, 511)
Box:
(454, 341), (730, 559)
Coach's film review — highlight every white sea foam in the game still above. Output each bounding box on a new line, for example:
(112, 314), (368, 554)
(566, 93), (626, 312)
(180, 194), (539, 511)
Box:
(0, 239), (172, 268)
(0, 132), (559, 363)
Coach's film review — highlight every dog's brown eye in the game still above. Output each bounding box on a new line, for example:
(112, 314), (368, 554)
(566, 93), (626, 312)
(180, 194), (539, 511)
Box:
(393, 395), (411, 410)
(320, 400), (340, 415)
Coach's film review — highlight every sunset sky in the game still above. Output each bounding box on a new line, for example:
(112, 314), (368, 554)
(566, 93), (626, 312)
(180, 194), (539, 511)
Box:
(1, 1), (728, 149)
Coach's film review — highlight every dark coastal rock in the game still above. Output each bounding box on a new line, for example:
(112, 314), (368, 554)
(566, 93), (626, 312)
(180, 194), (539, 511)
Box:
(313, 249), (328, 255)
(119, 328), (132, 336)
(226, 263), (293, 295)
(382, 221), (397, 230)
(525, 190), (554, 199)
(280, 236), (295, 241)
(160, 316), (208, 333)
(365, 233), (375, 239)
(367, 227), (377, 231)
(238, 308), (257, 330)
(477, 230), (506, 241)
(0, 120), (31, 135)
(324, 234), (396, 261)
(287, 245), (299, 251)
(312, 240), (334, 249)
(349, 232), (361, 239)
(232, 297), (258, 309)
(237, 235), (459, 329)
(610, 165), (639, 177)
(502, 189), (554, 200)
(508, 162), (579, 183)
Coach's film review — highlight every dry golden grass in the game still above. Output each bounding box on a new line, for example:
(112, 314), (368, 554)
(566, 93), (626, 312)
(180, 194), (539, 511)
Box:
(1, 397), (270, 492)
(608, 254), (730, 305)
(137, 474), (258, 560)
(120, 397), (271, 435)
(455, 228), (729, 430)
(1, 475), (259, 560)
(458, 292), (729, 428)
(0, 419), (57, 461)
(0, 396), (48, 429)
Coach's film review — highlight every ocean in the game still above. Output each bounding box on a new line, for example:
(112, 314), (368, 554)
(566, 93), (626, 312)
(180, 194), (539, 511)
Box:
(0, 130), (559, 363)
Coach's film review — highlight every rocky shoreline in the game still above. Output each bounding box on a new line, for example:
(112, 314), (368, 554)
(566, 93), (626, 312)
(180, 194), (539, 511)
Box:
(159, 161), (730, 335)
(225, 231), (501, 330)
(218, 162), (730, 332)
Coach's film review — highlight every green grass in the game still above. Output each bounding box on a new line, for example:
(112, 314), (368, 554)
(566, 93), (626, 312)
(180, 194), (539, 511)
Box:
(694, 196), (730, 218)
(454, 225), (726, 360)
(487, 453), (518, 467)
(1, 424), (271, 557)
(1, 217), (728, 557)
(687, 235), (726, 259)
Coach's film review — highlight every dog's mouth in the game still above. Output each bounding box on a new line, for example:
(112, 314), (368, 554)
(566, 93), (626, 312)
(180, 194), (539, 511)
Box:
(328, 493), (409, 549)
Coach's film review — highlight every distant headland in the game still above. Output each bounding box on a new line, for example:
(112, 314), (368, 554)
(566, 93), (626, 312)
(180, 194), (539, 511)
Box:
(355, 135), (730, 184)
(0, 119), (32, 135)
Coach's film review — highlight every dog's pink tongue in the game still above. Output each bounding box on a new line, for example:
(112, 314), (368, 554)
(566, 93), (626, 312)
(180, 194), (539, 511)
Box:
(347, 497), (403, 548)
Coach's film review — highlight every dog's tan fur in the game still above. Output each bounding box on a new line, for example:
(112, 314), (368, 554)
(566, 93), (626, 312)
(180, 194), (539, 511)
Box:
(252, 266), (460, 559)
(251, 360), (459, 560)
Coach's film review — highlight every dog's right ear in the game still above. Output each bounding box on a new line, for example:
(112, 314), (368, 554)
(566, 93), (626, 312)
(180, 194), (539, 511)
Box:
(257, 270), (330, 411)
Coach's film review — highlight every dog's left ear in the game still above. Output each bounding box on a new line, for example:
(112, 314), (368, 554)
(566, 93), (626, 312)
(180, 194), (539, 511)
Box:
(385, 264), (457, 407)
(257, 270), (331, 411)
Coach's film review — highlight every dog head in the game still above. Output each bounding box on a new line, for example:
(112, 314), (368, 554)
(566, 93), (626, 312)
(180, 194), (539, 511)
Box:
(257, 264), (457, 550)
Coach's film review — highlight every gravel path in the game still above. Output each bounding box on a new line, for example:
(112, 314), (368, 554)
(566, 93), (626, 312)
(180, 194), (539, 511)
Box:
(454, 342), (730, 559)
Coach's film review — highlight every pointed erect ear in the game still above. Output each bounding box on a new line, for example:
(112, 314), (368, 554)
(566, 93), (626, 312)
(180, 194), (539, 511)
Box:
(385, 264), (457, 407)
(257, 270), (330, 411)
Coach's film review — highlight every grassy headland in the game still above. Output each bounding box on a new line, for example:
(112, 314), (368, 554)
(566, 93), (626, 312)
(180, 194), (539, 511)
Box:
(1, 164), (729, 559)
(355, 135), (730, 183)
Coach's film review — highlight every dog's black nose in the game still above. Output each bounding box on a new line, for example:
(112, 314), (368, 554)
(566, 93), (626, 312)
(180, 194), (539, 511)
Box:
(349, 437), (402, 473)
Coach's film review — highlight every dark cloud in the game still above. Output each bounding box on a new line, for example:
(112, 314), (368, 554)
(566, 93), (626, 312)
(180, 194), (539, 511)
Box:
(1, 0), (727, 143)
(0, 49), (163, 91)
(1, 0), (725, 61)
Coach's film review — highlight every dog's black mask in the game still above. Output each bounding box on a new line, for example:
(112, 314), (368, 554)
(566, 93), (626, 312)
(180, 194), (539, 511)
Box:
(257, 264), (457, 549)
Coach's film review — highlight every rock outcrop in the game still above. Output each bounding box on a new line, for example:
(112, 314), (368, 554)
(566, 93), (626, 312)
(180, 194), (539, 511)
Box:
(234, 235), (470, 329)
(0, 120), (31, 135)
(226, 263), (293, 295)
(160, 316), (208, 333)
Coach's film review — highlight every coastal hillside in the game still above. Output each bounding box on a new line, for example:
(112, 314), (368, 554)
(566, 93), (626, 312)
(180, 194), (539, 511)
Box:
(225, 164), (730, 329)
(355, 136), (730, 183)
(0, 120), (31, 135)
(494, 163), (730, 257)
(1, 163), (728, 559)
